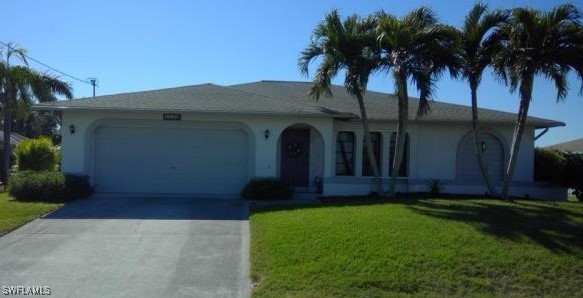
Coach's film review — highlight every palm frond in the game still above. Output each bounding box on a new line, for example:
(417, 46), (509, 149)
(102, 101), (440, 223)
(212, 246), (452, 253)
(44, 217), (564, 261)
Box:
(546, 4), (581, 28)
(495, 3), (583, 99)
(376, 6), (460, 118)
(411, 65), (437, 118)
(309, 55), (338, 99)
(460, 3), (510, 84)
(403, 7), (438, 30)
(298, 43), (323, 76)
(300, 9), (379, 102)
(542, 64), (569, 101)
(463, 2), (488, 34)
(3, 42), (28, 66)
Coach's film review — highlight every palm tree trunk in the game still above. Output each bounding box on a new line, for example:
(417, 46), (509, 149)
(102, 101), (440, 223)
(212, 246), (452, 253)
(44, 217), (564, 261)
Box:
(470, 79), (498, 196)
(501, 74), (533, 199)
(356, 94), (383, 197)
(2, 93), (12, 183)
(388, 70), (408, 197)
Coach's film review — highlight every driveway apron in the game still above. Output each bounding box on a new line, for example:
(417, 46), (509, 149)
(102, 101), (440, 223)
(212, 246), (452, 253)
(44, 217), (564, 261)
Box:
(0, 194), (250, 298)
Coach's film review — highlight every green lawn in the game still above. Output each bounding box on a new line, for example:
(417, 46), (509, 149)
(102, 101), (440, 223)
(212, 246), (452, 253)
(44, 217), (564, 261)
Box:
(0, 192), (62, 236)
(250, 199), (583, 297)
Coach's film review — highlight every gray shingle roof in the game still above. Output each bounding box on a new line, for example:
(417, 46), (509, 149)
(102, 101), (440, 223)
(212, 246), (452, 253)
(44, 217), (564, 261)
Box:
(232, 81), (563, 128)
(545, 138), (583, 153)
(34, 83), (351, 117)
(34, 80), (563, 128)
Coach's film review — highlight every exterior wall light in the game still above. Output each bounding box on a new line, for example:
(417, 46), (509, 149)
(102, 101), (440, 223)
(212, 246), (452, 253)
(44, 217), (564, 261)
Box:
(69, 124), (76, 135)
(265, 129), (270, 140)
(481, 141), (486, 152)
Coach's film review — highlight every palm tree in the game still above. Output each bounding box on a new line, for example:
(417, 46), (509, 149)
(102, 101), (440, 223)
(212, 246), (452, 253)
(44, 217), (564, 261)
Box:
(0, 43), (73, 180)
(376, 8), (459, 196)
(458, 3), (509, 197)
(299, 10), (384, 196)
(494, 4), (583, 199)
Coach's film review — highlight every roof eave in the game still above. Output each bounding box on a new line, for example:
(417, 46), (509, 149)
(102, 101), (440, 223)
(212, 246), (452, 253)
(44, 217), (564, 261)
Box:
(359, 117), (565, 128)
(31, 105), (355, 119)
(533, 121), (565, 129)
(32, 105), (562, 127)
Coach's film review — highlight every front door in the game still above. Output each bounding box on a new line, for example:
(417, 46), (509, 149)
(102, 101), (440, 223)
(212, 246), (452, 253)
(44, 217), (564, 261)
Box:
(280, 129), (310, 187)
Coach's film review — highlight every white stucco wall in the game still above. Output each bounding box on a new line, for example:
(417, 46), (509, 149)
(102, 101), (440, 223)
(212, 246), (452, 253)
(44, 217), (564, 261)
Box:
(61, 110), (563, 199)
(61, 110), (334, 184)
(324, 119), (563, 199)
(413, 122), (533, 182)
(329, 120), (533, 182)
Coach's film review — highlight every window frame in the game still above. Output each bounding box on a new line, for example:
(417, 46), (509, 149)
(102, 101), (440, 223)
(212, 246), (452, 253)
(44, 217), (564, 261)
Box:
(389, 132), (409, 177)
(335, 131), (356, 176)
(362, 132), (382, 177)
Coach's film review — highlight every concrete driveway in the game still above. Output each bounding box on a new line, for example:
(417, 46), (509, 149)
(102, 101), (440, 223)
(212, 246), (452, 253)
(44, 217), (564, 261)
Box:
(0, 195), (250, 298)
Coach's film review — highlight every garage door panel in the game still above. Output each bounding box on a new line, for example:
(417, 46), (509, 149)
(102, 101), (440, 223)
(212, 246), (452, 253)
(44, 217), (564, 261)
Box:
(93, 125), (249, 195)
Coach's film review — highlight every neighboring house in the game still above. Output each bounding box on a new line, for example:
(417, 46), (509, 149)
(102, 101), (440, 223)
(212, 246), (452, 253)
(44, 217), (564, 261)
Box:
(0, 131), (29, 181)
(0, 131), (29, 147)
(545, 138), (583, 154)
(33, 80), (567, 199)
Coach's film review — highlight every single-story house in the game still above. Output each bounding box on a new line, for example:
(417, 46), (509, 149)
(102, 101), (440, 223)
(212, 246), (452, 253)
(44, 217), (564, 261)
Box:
(545, 138), (583, 154)
(34, 80), (567, 199)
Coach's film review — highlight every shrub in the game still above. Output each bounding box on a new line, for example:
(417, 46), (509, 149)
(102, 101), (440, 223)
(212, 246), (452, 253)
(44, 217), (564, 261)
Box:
(241, 178), (293, 200)
(8, 171), (66, 202)
(13, 137), (59, 172)
(534, 149), (583, 200)
(427, 179), (441, 198)
(564, 153), (583, 200)
(64, 174), (94, 199)
(534, 148), (566, 184)
(8, 171), (95, 202)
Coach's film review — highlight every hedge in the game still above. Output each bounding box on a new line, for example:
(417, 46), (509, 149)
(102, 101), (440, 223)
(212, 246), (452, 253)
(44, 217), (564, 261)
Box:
(534, 148), (583, 199)
(241, 178), (293, 200)
(8, 171), (94, 202)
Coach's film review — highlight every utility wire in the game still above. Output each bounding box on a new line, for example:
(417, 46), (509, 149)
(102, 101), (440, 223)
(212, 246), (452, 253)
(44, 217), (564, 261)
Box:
(0, 41), (93, 86)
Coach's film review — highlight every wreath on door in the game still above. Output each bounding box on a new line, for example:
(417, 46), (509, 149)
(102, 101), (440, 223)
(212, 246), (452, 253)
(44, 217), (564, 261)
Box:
(287, 142), (303, 158)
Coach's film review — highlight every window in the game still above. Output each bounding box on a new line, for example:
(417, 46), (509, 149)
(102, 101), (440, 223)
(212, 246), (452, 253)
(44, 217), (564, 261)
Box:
(335, 132), (355, 176)
(389, 132), (409, 177)
(362, 132), (381, 176)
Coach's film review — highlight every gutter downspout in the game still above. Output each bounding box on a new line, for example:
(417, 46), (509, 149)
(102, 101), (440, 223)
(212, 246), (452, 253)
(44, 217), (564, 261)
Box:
(534, 128), (549, 141)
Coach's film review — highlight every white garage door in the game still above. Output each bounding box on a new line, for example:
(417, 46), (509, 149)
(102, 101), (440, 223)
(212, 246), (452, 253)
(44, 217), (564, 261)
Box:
(93, 125), (249, 195)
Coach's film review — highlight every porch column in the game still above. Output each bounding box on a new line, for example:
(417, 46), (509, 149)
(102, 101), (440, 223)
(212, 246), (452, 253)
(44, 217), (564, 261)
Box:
(381, 131), (391, 177)
(319, 122), (335, 178)
(354, 130), (364, 177)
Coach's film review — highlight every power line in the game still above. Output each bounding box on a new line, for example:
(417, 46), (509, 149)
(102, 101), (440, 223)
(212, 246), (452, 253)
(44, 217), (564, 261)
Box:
(0, 41), (93, 86)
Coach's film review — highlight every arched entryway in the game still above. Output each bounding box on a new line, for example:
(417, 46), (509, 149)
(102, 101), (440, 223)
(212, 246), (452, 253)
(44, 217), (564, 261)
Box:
(278, 124), (324, 191)
(457, 131), (505, 184)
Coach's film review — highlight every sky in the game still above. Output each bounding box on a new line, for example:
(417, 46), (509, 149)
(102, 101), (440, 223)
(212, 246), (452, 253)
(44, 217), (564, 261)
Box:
(4, 0), (583, 147)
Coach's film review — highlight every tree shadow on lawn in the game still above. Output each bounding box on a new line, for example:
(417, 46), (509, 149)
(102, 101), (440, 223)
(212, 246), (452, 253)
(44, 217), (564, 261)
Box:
(408, 200), (583, 253)
(250, 196), (417, 214)
(252, 197), (583, 253)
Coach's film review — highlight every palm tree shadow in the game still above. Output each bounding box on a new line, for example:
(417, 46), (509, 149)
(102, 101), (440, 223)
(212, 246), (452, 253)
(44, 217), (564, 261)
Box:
(408, 200), (583, 253)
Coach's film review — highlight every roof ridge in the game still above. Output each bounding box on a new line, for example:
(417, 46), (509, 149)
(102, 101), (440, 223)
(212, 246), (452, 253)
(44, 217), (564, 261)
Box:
(259, 80), (310, 84)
